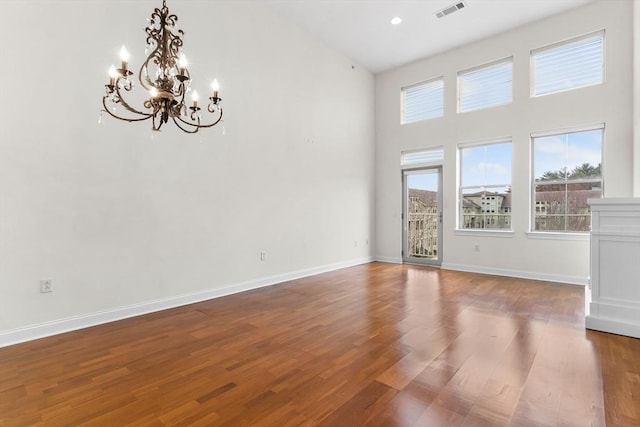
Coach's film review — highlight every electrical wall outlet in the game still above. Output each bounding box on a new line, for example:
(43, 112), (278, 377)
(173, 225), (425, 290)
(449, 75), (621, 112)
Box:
(40, 279), (53, 293)
(260, 251), (266, 261)
(474, 244), (480, 252)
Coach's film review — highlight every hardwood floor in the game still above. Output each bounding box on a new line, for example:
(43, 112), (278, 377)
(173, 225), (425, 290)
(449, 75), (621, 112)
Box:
(1, 262), (638, 426)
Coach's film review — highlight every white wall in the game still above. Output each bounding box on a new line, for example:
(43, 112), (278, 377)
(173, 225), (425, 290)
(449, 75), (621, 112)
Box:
(635, 0), (640, 197)
(0, 1), (375, 342)
(375, 1), (635, 283)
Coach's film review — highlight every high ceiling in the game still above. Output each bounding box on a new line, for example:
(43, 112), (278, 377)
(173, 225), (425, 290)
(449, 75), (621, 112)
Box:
(262, 0), (596, 73)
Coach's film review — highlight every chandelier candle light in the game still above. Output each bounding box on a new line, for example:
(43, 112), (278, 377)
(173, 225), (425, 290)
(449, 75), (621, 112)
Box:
(102, 0), (223, 133)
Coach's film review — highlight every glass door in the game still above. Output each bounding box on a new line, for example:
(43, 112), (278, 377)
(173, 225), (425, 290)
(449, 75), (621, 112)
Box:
(402, 168), (442, 266)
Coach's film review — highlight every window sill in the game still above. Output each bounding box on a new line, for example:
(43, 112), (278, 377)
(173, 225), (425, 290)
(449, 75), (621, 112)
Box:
(454, 229), (515, 238)
(526, 231), (590, 241)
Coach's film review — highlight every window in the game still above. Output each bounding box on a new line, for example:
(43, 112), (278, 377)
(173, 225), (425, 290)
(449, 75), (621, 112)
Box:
(532, 31), (604, 96)
(401, 147), (444, 167)
(532, 126), (603, 232)
(458, 58), (512, 112)
(459, 140), (512, 230)
(401, 78), (444, 124)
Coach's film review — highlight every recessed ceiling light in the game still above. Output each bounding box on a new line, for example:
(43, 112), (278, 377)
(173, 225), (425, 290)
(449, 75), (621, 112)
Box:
(391, 16), (402, 25)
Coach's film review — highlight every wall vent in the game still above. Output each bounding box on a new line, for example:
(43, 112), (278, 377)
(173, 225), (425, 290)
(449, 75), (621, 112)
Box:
(435, 1), (466, 19)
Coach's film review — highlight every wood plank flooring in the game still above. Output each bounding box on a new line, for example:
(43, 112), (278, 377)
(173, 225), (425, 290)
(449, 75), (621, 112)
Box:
(1, 262), (639, 426)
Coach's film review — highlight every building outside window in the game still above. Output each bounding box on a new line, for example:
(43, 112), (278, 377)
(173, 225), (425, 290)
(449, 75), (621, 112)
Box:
(459, 140), (512, 230)
(532, 126), (603, 232)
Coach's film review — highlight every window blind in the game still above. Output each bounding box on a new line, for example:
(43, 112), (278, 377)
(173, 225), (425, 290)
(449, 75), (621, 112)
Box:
(458, 59), (512, 113)
(401, 147), (444, 166)
(401, 78), (444, 124)
(533, 32), (604, 96)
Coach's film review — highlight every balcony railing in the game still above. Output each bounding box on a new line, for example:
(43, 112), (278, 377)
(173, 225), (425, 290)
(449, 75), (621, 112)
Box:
(534, 213), (591, 232)
(461, 213), (511, 229)
(408, 212), (438, 258)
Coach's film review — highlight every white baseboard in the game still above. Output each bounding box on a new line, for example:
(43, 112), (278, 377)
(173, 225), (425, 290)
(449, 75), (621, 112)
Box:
(440, 262), (588, 286)
(0, 256), (373, 348)
(374, 256), (403, 264)
(586, 316), (640, 339)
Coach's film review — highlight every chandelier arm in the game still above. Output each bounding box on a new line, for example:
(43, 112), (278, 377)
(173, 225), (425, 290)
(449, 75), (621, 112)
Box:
(102, 96), (154, 123)
(113, 83), (156, 117)
(173, 109), (222, 130)
(115, 95), (154, 118)
(194, 108), (224, 129)
(171, 116), (200, 134)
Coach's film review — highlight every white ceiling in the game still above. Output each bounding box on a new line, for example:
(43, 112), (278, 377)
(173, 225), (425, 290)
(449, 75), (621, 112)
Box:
(261, 0), (596, 73)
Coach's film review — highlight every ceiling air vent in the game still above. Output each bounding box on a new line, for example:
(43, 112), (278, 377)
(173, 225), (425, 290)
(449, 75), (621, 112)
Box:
(435, 1), (466, 19)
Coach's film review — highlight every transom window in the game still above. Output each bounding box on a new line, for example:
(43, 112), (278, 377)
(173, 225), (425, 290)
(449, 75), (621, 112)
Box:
(401, 147), (444, 167)
(401, 78), (444, 124)
(458, 58), (512, 113)
(532, 31), (604, 97)
(531, 125), (603, 232)
(459, 140), (512, 230)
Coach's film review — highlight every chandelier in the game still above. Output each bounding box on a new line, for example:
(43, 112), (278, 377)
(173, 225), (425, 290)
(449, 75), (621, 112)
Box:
(102, 0), (223, 134)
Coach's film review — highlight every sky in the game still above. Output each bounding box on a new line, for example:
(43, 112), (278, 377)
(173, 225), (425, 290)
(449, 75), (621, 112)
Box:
(461, 142), (512, 188)
(407, 129), (601, 192)
(533, 129), (603, 179)
(407, 170), (438, 192)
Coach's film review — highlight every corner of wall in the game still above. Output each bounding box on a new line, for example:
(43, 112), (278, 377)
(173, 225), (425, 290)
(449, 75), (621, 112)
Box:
(634, 0), (640, 196)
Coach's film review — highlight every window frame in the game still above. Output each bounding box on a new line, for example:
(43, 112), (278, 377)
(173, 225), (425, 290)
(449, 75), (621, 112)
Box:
(529, 123), (605, 235)
(400, 76), (444, 125)
(457, 57), (513, 113)
(457, 137), (514, 232)
(530, 30), (605, 98)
